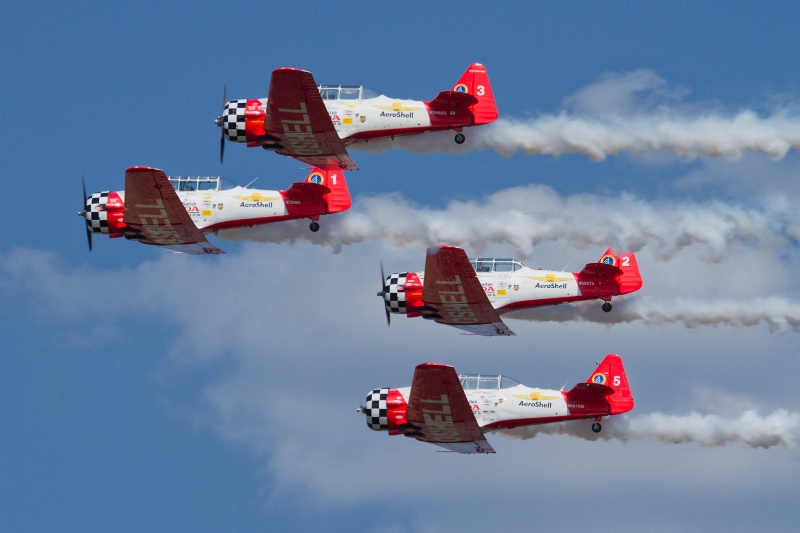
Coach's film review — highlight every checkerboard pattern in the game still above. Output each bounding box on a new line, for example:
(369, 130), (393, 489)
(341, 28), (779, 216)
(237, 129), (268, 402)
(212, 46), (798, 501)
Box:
(364, 388), (389, 430)
(85, 192), (110, 234)
(383, 273), (409, 314)
(222, 99), (248, 142)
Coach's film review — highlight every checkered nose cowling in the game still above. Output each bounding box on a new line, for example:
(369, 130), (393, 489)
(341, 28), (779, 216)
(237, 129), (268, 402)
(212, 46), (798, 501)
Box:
(84, 191), (111, 234)
(364, 388), (390, 431)
(383, 273), (409, 315)
(220, 99), (250, 143)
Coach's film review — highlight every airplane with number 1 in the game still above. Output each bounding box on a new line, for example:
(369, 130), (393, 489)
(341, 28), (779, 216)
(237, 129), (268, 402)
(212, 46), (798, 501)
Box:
(78, 166), (350, 255)
(214, 63), (498, 170)
(360, 354), (634, 454)
(378, 245), (643, 336)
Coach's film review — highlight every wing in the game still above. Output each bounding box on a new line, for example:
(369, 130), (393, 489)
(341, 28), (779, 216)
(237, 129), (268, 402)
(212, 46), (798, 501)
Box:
(263, 68), (358, 171)
(421, 245), (514, 336)
(123, 167), (224, 255)
(405, 363), (495, 454)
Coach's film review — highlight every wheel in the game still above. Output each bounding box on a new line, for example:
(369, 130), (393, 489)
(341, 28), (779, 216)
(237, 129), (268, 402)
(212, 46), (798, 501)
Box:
(591, 422), (602, 433)
(454, 132), (466, 144)
(309, 221), (320, 232)
(602, 302), (612, 312)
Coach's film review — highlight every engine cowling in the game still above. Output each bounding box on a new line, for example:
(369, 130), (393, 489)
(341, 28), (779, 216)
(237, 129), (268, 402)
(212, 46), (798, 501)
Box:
(363, 388), (408, 434)
(219, 98), (267, 145)
(83, 191), (126, 238)
(381, 272), (424, 316)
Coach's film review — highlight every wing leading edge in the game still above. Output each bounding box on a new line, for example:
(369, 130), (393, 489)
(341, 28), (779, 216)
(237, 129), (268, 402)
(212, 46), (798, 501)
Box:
(264, 68), (358, 171)
(123, 167), (223, 255)
(405, 363), (495, 454)
(421, 245), (514, 336)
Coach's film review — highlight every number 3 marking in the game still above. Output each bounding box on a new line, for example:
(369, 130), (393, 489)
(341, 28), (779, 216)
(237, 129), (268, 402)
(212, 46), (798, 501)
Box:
(477, 85), (485, 96)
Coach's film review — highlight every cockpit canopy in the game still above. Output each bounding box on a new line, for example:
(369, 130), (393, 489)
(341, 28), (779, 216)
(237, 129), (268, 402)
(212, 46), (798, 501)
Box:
(168, 176), (239, 192)
(470, 258), (526, 273)
(459, 374), (521, 390)
(318, 85), (379, 101)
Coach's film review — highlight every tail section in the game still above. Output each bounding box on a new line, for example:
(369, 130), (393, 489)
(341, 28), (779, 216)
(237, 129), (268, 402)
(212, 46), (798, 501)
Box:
(598, 248), (643, 295)
(304, 167), (351, 214)
(451, 63), (498, 125)
(586, 354), (634, 415)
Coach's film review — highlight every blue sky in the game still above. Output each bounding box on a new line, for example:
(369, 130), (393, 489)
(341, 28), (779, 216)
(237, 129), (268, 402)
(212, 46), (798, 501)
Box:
(2, 1), (800, 531)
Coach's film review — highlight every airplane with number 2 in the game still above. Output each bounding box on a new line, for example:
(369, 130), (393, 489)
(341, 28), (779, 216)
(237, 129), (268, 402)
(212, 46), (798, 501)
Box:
(78, 166), (350, 255)
(214, 63), (497, 170)
(378, 245), (642, 336)
(360, 354), (634, 454)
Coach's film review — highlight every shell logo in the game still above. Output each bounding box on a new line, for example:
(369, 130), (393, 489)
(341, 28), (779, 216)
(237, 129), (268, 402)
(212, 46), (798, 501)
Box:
(600, 254), (617, 266)
(591, 373), (607, 385)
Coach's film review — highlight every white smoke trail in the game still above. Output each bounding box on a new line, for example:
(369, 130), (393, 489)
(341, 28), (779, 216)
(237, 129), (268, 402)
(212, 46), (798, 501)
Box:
(494, 409), (800, 450)
(512, 297), (800, 334)
(218, 185), (799, 260)
(351, 70), (800, 160)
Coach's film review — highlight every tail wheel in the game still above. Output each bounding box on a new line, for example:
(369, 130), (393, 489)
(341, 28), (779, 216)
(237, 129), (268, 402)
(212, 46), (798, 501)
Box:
(591, 422), (602, 433)
(309, 221), (320, 232)
(454, 132), (466, 144)
(602, 302), (612, 312)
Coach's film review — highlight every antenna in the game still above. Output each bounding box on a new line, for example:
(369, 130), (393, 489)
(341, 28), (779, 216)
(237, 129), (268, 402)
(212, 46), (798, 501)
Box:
(244, 177), (260, 188)
(560, 258), (573, 272)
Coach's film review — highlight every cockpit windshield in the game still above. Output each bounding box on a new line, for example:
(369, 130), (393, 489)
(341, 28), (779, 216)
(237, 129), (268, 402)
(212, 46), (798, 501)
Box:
(318, 85), (379, 100)
(168, 176), (239, 192)
(470, 258), (526, 273)
(459, 374), (521, 390)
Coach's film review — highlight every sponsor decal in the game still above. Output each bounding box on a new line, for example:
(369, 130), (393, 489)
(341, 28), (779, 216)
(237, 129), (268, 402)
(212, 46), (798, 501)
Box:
(373, 102), (421, 112)
(240, 201), (273, 208)
(201, 210), (212, 217)
(234, 192), (279, 202)
(216, 203), (224, 210)
(535, 282), (568, 289)
(518, 400), (553, 408)
(513, 284), (520, 291)
(529, 273), (573, 283)
(453, 83), (468, 93)
(306, 172), (325, 185)
(513, 391), (560, 401)
(497, 289), (507, 296)
(482, 283), (495, 294)
(360, 116), (366, 123)
(343, 117), (353, 124)
(421, 394), (461, 442)
(591, 373), (607, 385)
(183, 201), (197, 207)
(277, 102), (325, 156)
(185, 206), (200, 213)
(133, 199), (182, 244)
(600, 254), (617, 266)
(435, 274), (479, 324)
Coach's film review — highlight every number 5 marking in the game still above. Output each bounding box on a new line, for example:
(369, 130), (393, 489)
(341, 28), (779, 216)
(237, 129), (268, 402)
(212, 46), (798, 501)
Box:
(613, 376), (621, 386)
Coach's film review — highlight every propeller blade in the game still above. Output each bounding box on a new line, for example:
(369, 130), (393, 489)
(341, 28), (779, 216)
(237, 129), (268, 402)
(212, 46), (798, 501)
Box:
(380, 261), (390, 327)
(81, 175), (92, 252)
(218, 83), (227, 164)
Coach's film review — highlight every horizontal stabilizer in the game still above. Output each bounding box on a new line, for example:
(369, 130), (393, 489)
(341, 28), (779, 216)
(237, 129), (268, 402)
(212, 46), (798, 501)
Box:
(283, 181), (331, 200)
(578, 262), (623, 279)
(429, 90), (479, 109)
(566, 382), (615, 399)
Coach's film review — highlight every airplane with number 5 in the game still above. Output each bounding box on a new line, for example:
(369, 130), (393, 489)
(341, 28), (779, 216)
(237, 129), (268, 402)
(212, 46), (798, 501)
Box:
(214, 63), (497, 170)
(78, 166), (350, 255)
(360, 354), (634, 454)
(378, 245), (642, 336)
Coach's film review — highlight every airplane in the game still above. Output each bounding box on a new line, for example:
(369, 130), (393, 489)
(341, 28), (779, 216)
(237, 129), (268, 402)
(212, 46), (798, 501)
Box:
(78, 166), (350, 254)
(214, 63), (498, 170)
(359, 354), (634, 454)
(378, 245), (642, 336)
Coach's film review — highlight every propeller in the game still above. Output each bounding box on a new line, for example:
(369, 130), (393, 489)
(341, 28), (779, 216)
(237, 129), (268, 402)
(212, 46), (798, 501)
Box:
(77, 176), (92, 252)
(214, 83), (227, 163)
(376, 261), (391, 327)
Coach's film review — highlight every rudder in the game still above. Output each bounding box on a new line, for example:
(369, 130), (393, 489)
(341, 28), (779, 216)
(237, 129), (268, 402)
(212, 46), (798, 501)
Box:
(586, 354), (634, 415)
(598, 248), (643, 295)
(305, 168), (351, 214)
(451, 63), (498, 125)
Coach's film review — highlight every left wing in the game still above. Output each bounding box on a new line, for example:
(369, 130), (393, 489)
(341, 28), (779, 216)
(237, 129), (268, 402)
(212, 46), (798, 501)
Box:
(263, 68), (358, 171)
(405, 363), (495, 454)
(421, 245), (514, 336)
(123, 167), (224, 255)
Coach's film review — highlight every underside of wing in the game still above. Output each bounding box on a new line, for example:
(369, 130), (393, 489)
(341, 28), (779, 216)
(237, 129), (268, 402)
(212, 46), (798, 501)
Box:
(264, 68), (358, 170)
(405, 363), (495, 454)
(123, 167), (224, 255)
(421, 245), (514, 336)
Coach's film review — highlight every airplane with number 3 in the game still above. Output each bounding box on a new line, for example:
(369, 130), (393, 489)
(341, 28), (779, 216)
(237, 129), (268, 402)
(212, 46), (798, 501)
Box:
(360, 354), (634, 454)
(78, 166), (350, 255)
(378, 245), (642, 336)
(214, 63), (497, 170)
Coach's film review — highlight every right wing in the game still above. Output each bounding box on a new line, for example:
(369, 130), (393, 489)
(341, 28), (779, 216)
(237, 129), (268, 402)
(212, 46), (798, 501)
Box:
(263, 68), (358, 171)
(405, 363), (495, 454)
(421, 245), (514, 336)
(123, 167), (224, 255)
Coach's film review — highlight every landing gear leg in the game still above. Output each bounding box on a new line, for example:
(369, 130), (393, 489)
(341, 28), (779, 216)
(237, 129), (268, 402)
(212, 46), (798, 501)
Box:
(454, 132), (466, 144)
(591, 422), (602, 433)
(602, 302), (612, 312)
(309, 221), (320, 232)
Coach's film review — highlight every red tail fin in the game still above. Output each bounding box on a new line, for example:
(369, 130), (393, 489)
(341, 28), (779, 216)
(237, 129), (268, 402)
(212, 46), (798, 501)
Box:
(586, 354), (634, 415)
(451, 63), (498, 125)
(598, 248), (643, 295)
(305, 168), (351, 214)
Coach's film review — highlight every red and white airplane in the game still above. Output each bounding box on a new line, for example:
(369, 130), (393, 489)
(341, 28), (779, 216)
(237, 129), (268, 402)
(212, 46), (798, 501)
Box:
(214, 63), (498, 170)
(360, 354), (634, 454)
(379, 245), (643, 336)
(78, 166), (350, 254)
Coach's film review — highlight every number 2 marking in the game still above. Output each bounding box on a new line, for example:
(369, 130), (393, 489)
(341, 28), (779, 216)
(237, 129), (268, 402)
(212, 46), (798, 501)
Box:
(621, 256), (630, 267)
